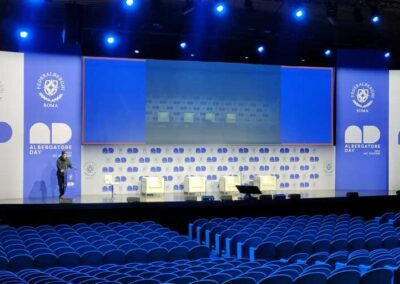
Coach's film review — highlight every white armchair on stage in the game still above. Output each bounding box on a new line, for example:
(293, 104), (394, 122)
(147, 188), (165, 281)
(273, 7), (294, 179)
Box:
(104, 174), (120, 198)
(184, 176), (206, 194)
(219, 175), (241, 194)
(254, 175), (277, 192)
(141, 177), (165, 195)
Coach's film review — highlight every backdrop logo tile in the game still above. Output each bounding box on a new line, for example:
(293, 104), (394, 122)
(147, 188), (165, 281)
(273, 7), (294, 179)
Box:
(351, 82), (375, 112)
(83, 162), (97, 176)
(344, 125), (381, 154)
(36, 72), (65, 108)
(28, 123), (72, 155)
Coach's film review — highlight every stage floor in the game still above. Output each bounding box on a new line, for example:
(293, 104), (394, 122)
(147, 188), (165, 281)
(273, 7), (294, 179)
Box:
(0, 189), (335, 204)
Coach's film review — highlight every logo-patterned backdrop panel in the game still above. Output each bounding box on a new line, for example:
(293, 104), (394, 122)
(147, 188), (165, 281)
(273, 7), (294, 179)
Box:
(82, 145), (335, 197)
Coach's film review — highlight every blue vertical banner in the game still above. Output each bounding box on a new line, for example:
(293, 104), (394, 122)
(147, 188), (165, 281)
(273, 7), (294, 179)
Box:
(336, 49), (389, 196)
(24, 54), (81, 199)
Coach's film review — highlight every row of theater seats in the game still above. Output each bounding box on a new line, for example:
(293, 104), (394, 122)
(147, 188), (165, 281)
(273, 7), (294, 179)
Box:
(0, 221), (209, 271)
(0, 257), (395, 284)
(189, 215), (400, 260)
(105, 175), (277, 195)
(377, 212), (400, 227)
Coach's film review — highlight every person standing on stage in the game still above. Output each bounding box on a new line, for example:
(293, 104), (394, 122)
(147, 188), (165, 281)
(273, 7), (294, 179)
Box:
(57, 150), (73, 200)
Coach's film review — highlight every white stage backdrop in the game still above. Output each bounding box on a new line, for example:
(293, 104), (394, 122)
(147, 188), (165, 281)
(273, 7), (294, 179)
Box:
(0, 51), (24, 199)
(82, 145), (335, 197)
(389, 70), (400, 194)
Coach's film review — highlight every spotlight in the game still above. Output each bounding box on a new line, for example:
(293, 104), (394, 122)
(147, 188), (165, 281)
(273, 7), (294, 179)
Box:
(125, 0), (134, 6)
(371, 15), (380, 24)
(257, 45), (265, 54)
(19, 30), (29, 39)
(214, 2), (226, 14)
(216, 3), (225, 13)
(107, 37), (115, 44)
(324, 49), (332, 56)
(371, 7), (380, 24)
(180, 42), (187, 49)
(294, 8), (305, 19)
(190, 53), (195, 57)
(384, 52), (391, 59)
(134, 49), (140, 54)
(105, 35), (117, 46)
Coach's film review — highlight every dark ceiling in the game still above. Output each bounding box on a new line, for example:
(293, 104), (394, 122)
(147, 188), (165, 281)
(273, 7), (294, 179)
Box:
(0, 0), (400, 67)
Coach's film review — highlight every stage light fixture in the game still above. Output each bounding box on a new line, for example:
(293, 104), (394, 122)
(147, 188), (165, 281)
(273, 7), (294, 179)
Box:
(105, 35), (117, 46)
(371, 15), (380, 24)
(216, 4), (225, 13)
(180, 42), (187, 49)
(324, 49), (332, 56)
(126, 0), (134, 6)
(384, 52), (391, 59)
(19, 30), (29, 39)
(107, 37), (115, 44)
(294, 8), (305, 19)
(214, 2), (226, 15)
(134, 49), (140, 54)
(371, 6), (380, 24)
(257, 45), (265, 54)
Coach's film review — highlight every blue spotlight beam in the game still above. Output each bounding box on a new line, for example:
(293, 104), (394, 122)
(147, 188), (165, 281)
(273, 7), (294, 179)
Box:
(180, 42), (187, 49)
(371, 15), (380, 23)
(293, 8), (305, 20)
(214, 2), (227, 15)
(104, 34), (117, 47)
(324, 49), (332, 56)
(19, 31), (29, 39)
(125, 0), (134, 6)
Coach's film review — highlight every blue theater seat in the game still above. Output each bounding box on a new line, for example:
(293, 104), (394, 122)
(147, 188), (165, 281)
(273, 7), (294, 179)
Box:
(223, 277), (257, 284)
(259, 274), (293, 284)
(125, 248), (148, 263)
(147, 247), (169, 262)
(8, 254), (34, 271)
(360, 268), (392, 284)
(293, 272), (327, 284)
(327, 270), (360, 284)
(168, 246), (189, 261)
(188, 245), (210, 260)
(81, 250), (103, 266)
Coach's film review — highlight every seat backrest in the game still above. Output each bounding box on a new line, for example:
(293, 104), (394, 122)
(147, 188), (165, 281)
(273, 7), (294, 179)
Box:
(104, 174), (113, 185)
(144, 176), (164, 187)
(255, 175), (277, 190)
(185, 176), (206, 186)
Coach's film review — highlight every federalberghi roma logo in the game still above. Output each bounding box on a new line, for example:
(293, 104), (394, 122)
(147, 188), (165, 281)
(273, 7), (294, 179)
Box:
(37, 72), (65, 108)
(351, 82), (375, 112)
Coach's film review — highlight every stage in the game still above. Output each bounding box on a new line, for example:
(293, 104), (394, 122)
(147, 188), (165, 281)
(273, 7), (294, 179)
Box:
(0, 194), (399, 235)
(0, 189), (335, 205)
